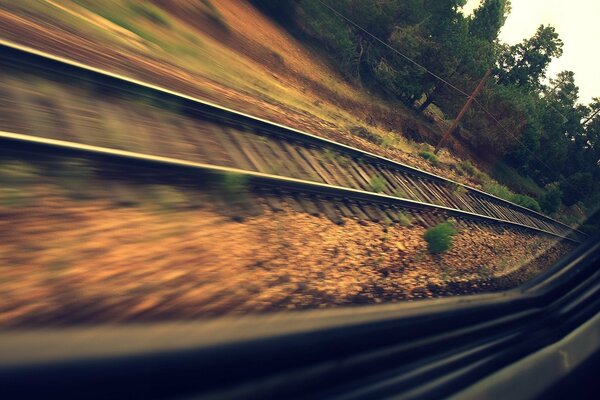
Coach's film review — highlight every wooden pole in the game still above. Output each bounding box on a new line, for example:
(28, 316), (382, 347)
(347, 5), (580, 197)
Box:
(434, 69), (491, 155)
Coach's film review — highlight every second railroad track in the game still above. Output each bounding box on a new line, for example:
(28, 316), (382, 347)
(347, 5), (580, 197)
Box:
(0, 39), (587, 243)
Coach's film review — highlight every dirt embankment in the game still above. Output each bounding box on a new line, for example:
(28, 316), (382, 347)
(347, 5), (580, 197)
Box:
(0, 1), (475, 181)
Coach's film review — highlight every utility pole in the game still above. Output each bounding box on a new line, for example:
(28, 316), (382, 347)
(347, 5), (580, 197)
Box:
(434, 69), (491, 155)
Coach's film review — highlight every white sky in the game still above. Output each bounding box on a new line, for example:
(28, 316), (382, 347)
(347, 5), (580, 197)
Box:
(463, 0), (600, 104)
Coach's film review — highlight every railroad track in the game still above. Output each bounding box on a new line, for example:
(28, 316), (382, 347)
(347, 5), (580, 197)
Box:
(0, 39), (587, 243)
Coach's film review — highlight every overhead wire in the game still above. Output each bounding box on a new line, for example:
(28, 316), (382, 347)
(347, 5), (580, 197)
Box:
(316, 0), (573, 189)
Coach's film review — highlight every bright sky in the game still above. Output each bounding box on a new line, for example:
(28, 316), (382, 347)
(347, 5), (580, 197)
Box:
(463, 0), (600, 104)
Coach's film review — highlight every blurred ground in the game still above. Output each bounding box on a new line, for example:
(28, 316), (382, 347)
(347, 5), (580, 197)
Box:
(0, 1), (577, 327)
(0, 0), (483, 184)
(0, 165), (572, 328)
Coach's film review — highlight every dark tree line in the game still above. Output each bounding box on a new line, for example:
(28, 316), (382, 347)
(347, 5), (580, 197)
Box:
(253, 0), (599, 223)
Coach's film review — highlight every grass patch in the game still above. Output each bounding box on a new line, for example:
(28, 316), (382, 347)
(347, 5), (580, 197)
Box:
(483, 182), (541, 212)
(492, 162), (543, 197)
(381, 134), (398, 149)
(369, 175), (386, 193)
(424, 221), (457, 254)
(418, 151), (439, 166)
(453, 160), (488, 185)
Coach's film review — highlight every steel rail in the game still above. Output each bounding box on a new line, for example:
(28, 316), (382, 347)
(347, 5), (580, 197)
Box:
(0, 130), (581, 243)
(0, 38), (584, 239)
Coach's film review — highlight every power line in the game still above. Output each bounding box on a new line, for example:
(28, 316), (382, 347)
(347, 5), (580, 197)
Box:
(315, 0), (471, 99)
(315, 0), (578, 197)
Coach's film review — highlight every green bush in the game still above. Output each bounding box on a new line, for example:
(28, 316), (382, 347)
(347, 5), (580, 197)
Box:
(456, 160), (476, 176)
(539, 183), (562, 214)
(483, 182), (541, 212)
(424, 221), (457, 254)
(511, 194), (541, 213)
(418, 151), (438, 165)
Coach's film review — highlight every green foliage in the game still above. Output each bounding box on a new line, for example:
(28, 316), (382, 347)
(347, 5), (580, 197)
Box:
(511, 194), (541, 213)
(539, 183), (562, 214)
(491, 162), (543, 197)
(369, 175), (386, 193)
(424, 221), (457, 254)
(560, 172), (594, 206)
(469, 0), (510, 42)
(456, 159), (476, 176)
(419, 151), (439, 165)
(251, 0), (599, 216)
(496, 25), (563, 90)
(484, 182), (541, 212)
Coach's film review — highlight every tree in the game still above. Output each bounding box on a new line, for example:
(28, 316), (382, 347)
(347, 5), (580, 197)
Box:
(496, 25), (563, 90)
(469, 0), (511, 42)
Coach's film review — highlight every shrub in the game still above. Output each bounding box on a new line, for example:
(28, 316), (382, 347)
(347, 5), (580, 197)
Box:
(424, 221), (457, 254)
(560, 172), (594, 206)
(483, 182), (513, 200)
(539, 183), (562, 214)
(369, 175), (386, 193)
(418, 151), (438, 165)
(454, 160), (489, 185)
(456, 160), (475, 176)
(511, 194), (541, 213)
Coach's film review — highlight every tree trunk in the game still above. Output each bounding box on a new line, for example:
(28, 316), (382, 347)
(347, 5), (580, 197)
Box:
(417, 84), (442, 114)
